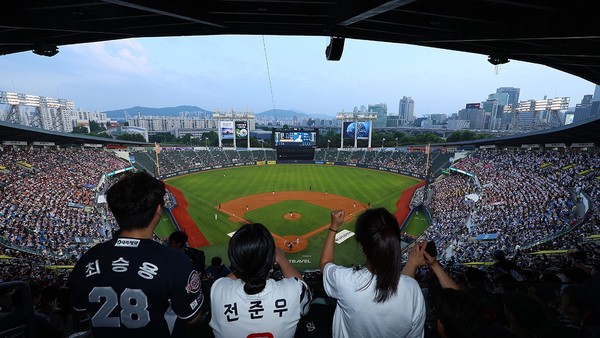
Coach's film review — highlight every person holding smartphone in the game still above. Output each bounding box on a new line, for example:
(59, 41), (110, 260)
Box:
(320, 208), (426, 338)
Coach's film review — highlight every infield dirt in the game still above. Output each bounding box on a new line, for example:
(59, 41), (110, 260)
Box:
(218, 191), (365, 253)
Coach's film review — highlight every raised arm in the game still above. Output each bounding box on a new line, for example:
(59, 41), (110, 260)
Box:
(276, 247), (303, 280)
(401, 241), (427, 278)
(424, 249), (460, 290)
(320, 209), (345, 271)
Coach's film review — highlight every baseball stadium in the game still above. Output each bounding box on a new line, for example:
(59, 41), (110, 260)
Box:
(146, 150), (428, 270)
(2, 1), (600, 337)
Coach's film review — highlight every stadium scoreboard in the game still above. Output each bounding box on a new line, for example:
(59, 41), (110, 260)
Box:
(272, 129), (318, 148)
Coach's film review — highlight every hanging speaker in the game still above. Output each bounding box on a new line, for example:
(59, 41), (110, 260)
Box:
(325, 36), (345, 61)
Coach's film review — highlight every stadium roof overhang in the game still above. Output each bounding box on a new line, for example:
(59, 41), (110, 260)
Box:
(0, 121), (150, 146)
(1, 1), (600, 147)
(1, 0), (599, 85)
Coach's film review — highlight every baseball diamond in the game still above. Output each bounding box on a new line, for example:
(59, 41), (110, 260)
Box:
(162, 164), (422, 270)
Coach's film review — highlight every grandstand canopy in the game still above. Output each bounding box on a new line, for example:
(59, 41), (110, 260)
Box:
(2, 1), (600, 86)
(0, 120), (148, 146)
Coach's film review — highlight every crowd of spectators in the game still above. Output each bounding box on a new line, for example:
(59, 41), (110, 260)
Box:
(424, 148), (600, 265)
(131, 146), (434, 178)
(1, 145), (599, 337)
(314, 148), (428, 175)
(0, 147), (127, 260)
(131, 147), (277, 175)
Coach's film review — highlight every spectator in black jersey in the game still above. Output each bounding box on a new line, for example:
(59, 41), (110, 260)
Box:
(69, 172), (203, 338)
(168, 230), (206, 276)
(203, 256), (231, 283)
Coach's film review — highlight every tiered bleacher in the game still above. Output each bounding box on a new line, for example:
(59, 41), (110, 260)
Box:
(130, 147), (277, 177)
(0, 148), (127, 260)
(424, 148), (600, 264)
(0, 145), (598, 338)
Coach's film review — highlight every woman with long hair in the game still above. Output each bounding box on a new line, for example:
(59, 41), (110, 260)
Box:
(320, 208), (427, 337)
(210, 223), (312, 338)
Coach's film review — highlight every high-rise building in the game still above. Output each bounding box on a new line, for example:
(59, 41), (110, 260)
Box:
(369, 103), (388, 128)
(429, 114), (447, 125)
(386, 115), (400, 127)
(574, 95), (600, 123)
(593, 85), (600, 102)
(496, 87), (520, 107)
(398, 96), (414, 125)
(458, 103), (485, 129)
(488, 92), (509, 106)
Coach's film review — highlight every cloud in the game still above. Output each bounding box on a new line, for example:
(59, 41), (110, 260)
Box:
(69, 39), (155, 76)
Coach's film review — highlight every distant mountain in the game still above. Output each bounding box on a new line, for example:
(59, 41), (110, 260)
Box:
(103, 106), (335, 121)
(103, 105), (212, 119)
(310, 113), (336, 119)
(256, 109), (310, 119)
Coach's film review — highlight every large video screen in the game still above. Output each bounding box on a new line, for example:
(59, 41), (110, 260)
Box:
(272, 129), (318, 147)
(343, 121), (370, 139)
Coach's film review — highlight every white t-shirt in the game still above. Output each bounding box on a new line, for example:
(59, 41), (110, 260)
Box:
(210, 277), (312, 338)
(323, 263), (426, 338)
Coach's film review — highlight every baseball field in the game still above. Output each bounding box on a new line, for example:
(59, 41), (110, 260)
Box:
(158, 164), (423, 270)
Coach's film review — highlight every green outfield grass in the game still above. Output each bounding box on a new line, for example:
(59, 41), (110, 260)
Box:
(156, 216), (176, 240)
(403, 210), (430, 236)
(165, 164), (422, 270)
(245, 201), (330, 236)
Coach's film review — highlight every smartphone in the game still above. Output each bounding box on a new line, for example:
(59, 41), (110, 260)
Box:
(425, 241), (437, 258)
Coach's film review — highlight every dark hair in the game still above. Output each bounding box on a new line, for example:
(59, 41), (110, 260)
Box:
(355, 208), (402, 303)
(169, 230), (188, 245)
(433, 288), (485, 338)
(40, 285), (60, 306)
(503, 292), (560, 337)
(106, 172), (165, 231)
(211, 256), (223, 266)
(228, 223), (275, 295)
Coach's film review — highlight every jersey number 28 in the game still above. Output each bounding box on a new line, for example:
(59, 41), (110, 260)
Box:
(89, 287), (150, 328)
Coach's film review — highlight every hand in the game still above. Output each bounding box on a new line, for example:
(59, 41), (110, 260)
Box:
(423, 249), (438, 267)
(407, 241), (428, 268)
(275, 247), (286, 265)
(330, 210), (345, 230)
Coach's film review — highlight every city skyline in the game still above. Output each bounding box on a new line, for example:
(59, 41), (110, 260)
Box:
(0, 35), (596, 117)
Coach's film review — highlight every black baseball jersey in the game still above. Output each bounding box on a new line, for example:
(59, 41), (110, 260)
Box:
(70, 237), (203, 338)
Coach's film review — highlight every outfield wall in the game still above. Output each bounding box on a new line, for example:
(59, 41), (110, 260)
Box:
(159, 160), (426, 180)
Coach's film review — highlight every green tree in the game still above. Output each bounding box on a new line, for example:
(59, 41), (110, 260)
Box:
(149, 133), (177, 144)
(180, 133), (193, 145)
(90, 132), (112, 139)
(71, 126), (88, 134)
(116, 133), (146, 142)
(446, 130), (483, 142)
(318, 130), (339, 148)
(89, 120), (106, 133)
(201, 131), (219, 146)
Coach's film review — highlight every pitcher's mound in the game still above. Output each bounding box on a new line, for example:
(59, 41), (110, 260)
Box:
(283, 213), (302, 221)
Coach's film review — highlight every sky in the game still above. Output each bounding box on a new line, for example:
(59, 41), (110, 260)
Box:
(0, 35), (596, 117)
